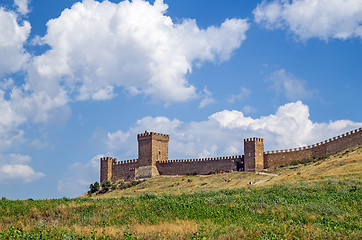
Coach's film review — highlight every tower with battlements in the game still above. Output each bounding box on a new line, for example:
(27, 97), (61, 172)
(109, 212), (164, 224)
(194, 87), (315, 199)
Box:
(100, 157), (116, 183)
(135, 130), (169, 179)
(244, 137), (264, 172)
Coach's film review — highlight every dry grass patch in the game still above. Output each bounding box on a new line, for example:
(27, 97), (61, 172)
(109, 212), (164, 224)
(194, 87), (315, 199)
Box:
(93, 171), (272, 198)
(133, 219), (198, 237)
(260, 147), (362, 186)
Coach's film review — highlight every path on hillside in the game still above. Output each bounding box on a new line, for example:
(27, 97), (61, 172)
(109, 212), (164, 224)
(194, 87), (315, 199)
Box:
(256, 172), (279, 177)
(252, 172), (280, 185)
(253, 178), (272, 185)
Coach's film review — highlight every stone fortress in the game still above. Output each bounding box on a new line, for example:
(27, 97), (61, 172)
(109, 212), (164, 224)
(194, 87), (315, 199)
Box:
(100, 128), (362, 183)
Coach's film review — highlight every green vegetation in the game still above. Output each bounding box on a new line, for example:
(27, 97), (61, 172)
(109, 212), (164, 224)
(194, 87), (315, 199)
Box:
(0, 147), (361, 239)
(101, 181), (112, 192)
(88, 182), (100, 195)
(0, 179), (361, 239)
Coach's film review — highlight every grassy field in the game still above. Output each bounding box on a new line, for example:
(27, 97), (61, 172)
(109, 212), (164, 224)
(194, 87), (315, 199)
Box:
(0, 147), (361, 239)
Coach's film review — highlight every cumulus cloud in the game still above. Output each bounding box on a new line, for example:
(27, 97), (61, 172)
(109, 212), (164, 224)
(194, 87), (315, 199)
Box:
(29, 0), (249, 103)
(268, 69), (315, 100)
(104, 101), (361, 160)
(0, 85), (70, 148)
(0, 4), (70, 155)
(254, 0), (362, 40)
(0, 153), (44, 183)
(0, 7), (30, 77)
(57, 155), (101, 197)
(199, 86), (215, 108)
(14, 0), (30, 15)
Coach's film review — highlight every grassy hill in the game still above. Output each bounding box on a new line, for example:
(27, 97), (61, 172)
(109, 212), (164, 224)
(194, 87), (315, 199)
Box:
(0, 147), (361, 239)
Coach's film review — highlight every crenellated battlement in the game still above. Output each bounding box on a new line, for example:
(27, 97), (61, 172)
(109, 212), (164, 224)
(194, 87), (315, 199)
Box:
(159, 155), (242, 163)
(137, 130), (169, 140)
(263, 127), (362, 169)
(244, 137), (264, 142)
(264, 127), (362, 155)
(113, 159), (138, 165)
(100, 157), (117, 162)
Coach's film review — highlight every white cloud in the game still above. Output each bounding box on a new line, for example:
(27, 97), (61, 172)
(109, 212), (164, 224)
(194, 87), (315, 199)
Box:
(104, 101), (361, 160)
(29, 0), (249, 103)
(199, 86), (215, 108)
(268, 69), (315, 100)
(0, 154), (44, 183)
(0, 85), (70, 153)
(0, 7), (30, 77)
(57, 155), (101, 197)
(14, 0), (30, 15)
(0, 165), (44, 183)
(254, 0), (362, 40)
(227, 87), (251, 103)
(0, 6), (71, 157)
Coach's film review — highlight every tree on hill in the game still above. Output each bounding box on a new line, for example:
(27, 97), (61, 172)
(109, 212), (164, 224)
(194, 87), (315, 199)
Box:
(102, 180), (112, 192)
(89, 182), (100, 193)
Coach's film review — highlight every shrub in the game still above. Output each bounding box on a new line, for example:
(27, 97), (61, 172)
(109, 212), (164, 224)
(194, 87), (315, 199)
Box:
(102, 180), (112, 192)
(89, 181), (100, 193)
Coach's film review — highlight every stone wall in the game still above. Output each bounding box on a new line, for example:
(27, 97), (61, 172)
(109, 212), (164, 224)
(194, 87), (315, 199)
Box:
(264, 128), (362, 168)
(111, 159), (137, 181)
(156, 155), (243, 175)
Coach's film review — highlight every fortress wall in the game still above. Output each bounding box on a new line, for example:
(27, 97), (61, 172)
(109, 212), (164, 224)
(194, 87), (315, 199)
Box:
(111, 159), (138, 181)
(264, 128), (362, 168)
(264, 148), (313, 168)
(156, 156), (243, 175)
(325, 128), (362, 154)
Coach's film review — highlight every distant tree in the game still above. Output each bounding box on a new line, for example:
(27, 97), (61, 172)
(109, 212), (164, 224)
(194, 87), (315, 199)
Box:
(89, 181), (100, 193)
(102, 180), (112, 192)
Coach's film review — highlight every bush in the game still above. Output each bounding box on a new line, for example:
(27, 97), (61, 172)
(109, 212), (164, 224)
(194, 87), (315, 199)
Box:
(89, 181), (100, 193)
(102, 181), (112, 192)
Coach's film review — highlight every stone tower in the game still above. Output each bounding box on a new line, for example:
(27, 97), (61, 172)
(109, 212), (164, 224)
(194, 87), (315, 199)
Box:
(244, 137), (264, 172)
(136, 130), (169, 178)
(100, 157), (116, 183)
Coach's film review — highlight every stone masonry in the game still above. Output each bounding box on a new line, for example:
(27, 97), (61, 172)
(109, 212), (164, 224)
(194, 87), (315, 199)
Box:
(100, 127), (362, 183)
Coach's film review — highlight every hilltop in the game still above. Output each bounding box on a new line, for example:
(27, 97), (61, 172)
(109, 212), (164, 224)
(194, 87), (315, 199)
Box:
(88, 146), (362, 198)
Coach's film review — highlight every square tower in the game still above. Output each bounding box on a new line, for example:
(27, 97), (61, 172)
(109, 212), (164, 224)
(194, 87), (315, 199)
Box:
(136, 130), (169, 178)
(100, 157), (116, 183)
(244, 138), (264, 172)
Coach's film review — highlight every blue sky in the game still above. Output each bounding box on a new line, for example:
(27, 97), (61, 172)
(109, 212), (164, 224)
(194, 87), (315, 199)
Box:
(0, 0), (361, 199)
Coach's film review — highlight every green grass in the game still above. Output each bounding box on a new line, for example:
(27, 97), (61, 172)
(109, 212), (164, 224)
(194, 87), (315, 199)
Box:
(1, 147), (361, 239)
(1, 179), (361, 239)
